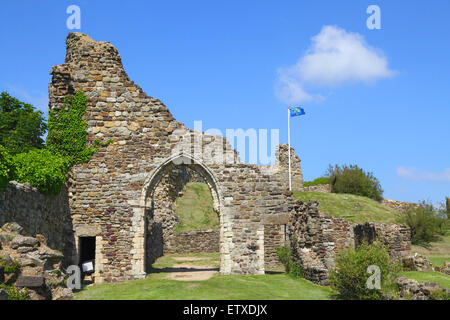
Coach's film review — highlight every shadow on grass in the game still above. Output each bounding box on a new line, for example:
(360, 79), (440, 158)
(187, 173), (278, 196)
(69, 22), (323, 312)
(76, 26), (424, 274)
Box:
(148, 266), (219, 274)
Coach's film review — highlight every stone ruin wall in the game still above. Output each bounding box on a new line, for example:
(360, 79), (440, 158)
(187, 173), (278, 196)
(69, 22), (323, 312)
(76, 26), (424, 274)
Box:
(0, 182), (74, 260)
(2, 31), (413, 285)
(299, 184), (331, 193)
(354, 222), (411, 263)
(48, 33), (298, 282)
(165, 230), (220, 254)
(381, 198), (418, 211)
(289, 200), (411, 285)
(274, 144), (303, 191)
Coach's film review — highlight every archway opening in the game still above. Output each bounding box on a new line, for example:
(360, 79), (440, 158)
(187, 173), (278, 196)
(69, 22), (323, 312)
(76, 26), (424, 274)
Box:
(142, 158), (223, 278)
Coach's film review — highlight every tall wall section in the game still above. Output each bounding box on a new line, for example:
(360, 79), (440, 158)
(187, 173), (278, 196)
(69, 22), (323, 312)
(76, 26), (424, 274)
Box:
(49, 33), (297, 282)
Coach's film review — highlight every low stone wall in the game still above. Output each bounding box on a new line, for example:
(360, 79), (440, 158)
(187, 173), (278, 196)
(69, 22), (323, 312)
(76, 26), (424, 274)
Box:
(381, 198), (417, 211)
(298, 184), (331, 193)
(397, 277), (449, 300)
(0, 182), (74, 255)
(0, 222), (73, 300)
(165, 230), (219, 254)
(354, 222), (411, 263)
(288, 200), (354, 285)
(289, 200), (412, 285)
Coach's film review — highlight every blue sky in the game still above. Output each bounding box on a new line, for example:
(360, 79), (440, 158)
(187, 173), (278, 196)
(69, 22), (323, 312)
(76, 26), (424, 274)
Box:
(1, 0), (449, 204)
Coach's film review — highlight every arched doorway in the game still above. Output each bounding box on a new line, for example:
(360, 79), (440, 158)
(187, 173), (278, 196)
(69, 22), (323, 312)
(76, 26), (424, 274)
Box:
(133, 154), (231, 278)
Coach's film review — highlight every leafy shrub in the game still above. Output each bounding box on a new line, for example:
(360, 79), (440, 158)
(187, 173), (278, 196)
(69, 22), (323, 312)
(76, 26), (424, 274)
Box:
(0, 144), (15, 190)
(329, 241), (400, 300)
(13, 149), (69, 195)
(400, 201), (448, 246)
(327, 164), (383, 201)
(303, 177), (330, 187)
(276, 245), (304, 278)
(0, 91), (47, 155)
(46, 90), (96, 165)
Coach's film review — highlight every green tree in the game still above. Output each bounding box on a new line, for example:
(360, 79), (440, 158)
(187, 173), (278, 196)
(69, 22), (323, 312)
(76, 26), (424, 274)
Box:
(0, 91), (47, 155)
(401, 201), (448, 246)
(327, 164), (383, 201)
(0, 144), (15, 190)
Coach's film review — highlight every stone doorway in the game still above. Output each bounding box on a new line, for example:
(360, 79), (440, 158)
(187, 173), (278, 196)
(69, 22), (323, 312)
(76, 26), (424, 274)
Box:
(138, 154), (231, 276)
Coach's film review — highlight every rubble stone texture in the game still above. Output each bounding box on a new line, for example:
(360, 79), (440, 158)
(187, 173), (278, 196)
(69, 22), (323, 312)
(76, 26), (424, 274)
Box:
(402, 254), (433, 272)
(0, 223), (73, 300)
(289, 201), (411, 285)
(0, 183), (74, 261)
(396, 276), (449, 300)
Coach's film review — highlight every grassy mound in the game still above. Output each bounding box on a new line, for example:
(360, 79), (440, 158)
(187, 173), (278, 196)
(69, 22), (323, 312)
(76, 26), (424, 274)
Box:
(293, 191), (401, 224)
(174, 182), (219, 232)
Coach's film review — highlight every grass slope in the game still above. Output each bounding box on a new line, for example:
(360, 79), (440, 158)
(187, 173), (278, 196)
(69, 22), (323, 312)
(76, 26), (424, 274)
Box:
(174, 182), (219, 232)
(293, 191), (401, 224)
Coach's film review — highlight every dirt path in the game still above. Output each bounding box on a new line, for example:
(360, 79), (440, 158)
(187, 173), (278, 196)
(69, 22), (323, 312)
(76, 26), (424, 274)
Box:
(163, 257), (219, 281)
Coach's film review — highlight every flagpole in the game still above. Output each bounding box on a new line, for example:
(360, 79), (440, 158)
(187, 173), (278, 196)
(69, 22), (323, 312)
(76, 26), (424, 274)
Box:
(287, 107), (292, 191)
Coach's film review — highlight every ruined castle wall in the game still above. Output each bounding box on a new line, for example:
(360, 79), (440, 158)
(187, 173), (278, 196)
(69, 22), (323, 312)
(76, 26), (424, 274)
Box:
(274, 144), (303, 190)
(0, 182), (74, 254)
(354, 222), (411, 263)
(49, 33), (295, 282)
(289, 200), (411, 285)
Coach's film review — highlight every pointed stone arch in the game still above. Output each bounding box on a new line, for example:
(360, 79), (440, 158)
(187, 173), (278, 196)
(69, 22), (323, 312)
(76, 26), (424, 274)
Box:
(131, 153), (232, 278)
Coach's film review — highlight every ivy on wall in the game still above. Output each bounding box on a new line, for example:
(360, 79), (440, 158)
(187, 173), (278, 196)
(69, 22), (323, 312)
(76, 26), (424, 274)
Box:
(46, 90), (96, 165)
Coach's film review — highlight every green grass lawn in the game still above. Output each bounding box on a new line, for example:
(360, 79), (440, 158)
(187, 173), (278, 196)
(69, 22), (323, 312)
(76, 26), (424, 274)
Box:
(75, 253), (333, 300)
(74, 273), (335, 300)
(174, 182), (219, 232)
(293, 191), (401, 224)
(151, 253), (221, 269)
(400, 271), (450, 289)
(75, 253), (334, 300)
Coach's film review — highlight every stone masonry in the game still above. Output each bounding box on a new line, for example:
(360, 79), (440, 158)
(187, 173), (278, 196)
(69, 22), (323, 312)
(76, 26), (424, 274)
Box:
(0, 182), (74, 259)
(289, 200), (411, 285)
(47, 33), (302, 282)
(165, 230), (220, 254)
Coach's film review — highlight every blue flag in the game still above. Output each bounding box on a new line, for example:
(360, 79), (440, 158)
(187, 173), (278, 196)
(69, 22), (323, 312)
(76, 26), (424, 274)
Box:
(289, 106), (305, 117)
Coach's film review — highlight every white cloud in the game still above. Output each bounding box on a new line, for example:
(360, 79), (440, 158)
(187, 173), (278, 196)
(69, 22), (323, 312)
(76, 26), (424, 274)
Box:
(276, 25), (396, 104)
(275, 71), (323, 104)
(396, 166), (450, 182)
